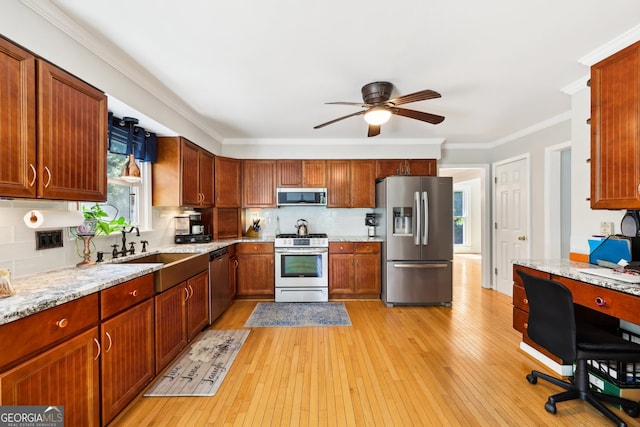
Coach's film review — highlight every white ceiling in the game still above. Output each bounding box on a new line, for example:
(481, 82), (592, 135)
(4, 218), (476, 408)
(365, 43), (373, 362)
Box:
(36, 1), (640, 145)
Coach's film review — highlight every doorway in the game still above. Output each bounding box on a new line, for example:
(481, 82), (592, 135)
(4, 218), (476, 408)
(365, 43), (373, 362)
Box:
(545, 142), (571, 259)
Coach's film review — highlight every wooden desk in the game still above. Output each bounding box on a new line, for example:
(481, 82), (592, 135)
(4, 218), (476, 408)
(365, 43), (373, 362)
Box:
(512, 260), (640, 367)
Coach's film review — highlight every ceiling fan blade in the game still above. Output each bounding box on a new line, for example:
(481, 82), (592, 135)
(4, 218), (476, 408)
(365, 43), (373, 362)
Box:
(388, 89), (441, 106)
(326, 102), (371, 107)
(367, 124), (381, 137)
(313, 110), (365, 129)
(392, 107), (445, 124)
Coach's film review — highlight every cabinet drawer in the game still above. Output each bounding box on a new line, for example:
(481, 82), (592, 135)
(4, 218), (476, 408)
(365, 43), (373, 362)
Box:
(553, 275), (640, 324)
(237, 242), (273, 254)
(329, 242), (355, 254)
(355, 242), (380, 254)
(512, 306), (528, 334)
(101, 274), (155, 319)
(0, 293), (99, 370)
(512, 283), (528, 311)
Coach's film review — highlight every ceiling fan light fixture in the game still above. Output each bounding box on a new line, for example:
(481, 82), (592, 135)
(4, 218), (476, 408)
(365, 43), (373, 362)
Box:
(364, 107), (391, 125)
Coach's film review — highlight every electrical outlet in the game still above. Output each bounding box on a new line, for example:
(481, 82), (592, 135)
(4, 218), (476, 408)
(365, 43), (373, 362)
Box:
(599, 222), (614, 236)
(36, 229), (64, 250)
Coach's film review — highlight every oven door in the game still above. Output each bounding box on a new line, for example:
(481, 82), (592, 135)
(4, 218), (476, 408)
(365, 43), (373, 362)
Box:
(275, 247), (328, 288)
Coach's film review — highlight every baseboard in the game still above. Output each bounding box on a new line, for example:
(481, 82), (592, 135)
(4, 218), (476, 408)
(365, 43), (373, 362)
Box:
(520, 342), (573, 376)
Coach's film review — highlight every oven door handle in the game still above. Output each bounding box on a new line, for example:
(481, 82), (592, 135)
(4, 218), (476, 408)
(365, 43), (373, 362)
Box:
(275, 247), (328, 254)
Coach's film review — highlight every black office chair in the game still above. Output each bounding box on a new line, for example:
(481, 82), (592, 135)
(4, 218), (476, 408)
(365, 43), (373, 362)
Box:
(517, 270), (640, 427)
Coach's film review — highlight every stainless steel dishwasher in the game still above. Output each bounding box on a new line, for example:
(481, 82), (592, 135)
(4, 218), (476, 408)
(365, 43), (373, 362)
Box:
(209, 247), (230, 324)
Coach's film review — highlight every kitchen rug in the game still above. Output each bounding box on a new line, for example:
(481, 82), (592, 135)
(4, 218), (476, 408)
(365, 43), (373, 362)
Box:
(144, 329), (249, 397)
(244, 302), (352, 327)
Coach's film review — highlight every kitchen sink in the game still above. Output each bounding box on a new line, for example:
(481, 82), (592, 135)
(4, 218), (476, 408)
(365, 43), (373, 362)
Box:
(118, 252), (208, 292)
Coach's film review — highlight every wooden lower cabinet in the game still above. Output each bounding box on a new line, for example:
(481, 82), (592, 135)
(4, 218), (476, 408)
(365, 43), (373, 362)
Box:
(101, 299), (154, 425)
(236, 243), (274, 298)
(155, 271), (209, 373)
(329, 242), (381, 298)
(0, 328), (100, 426)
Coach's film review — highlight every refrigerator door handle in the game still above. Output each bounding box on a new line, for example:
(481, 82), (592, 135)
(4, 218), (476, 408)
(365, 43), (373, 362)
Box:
(393, 263), (449, 268)
(414, 191), (421, 246)
(422, 191), (429, 246)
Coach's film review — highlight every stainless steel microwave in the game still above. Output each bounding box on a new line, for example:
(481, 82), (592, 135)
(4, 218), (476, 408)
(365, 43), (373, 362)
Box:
(276, 188), (327, 206)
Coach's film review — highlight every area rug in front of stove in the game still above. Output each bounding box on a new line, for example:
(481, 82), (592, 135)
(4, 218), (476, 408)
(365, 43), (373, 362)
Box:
(144, 329), (249, 397)
(244, 302), (352, 327)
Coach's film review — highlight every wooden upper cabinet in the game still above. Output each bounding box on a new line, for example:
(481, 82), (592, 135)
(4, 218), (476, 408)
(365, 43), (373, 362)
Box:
(327, 160), (375, 208)
(326, 160), (351, 207)
(153, 136), (214, 207)
(38, 61), (108, 201)
(591, 40), (640, 209)
(0, 38), (36, 198)
(277, 160), (326, 187)
(243, 160), (276, 207)
(215, 156), (241, 207)
(375, 159), (437, 179)
(277, 160), (302, 187)
(351, 160), (375, 208)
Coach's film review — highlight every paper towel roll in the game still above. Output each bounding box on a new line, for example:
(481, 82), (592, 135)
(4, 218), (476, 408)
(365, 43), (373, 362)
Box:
(23, 210), (85, 229)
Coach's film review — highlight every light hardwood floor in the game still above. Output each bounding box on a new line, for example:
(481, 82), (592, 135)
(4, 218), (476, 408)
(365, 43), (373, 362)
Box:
(112, 255), (637, 426)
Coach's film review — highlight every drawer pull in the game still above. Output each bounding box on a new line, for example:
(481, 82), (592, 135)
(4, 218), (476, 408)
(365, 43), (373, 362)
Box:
(524, 322), (528, 329)
(130, 289), (139, 297)
(595, 296), (606, 307)
(56, 318), (68, 329)
(523, 298), (528, 305)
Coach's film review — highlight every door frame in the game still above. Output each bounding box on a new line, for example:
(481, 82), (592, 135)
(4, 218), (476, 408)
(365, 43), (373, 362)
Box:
(492, 154), (531, 291)
(439, 164), (492, 288)
(544, 141), (571, 259)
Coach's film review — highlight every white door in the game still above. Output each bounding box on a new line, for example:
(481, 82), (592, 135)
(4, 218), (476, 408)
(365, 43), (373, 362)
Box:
(494, 157), (529, 296)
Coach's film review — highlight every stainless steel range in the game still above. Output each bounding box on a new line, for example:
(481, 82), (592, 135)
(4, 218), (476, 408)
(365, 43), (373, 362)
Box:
(274, 233), (329, 302)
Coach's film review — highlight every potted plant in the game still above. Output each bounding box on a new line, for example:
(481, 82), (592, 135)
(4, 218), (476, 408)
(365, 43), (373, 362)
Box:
(74, 203), (130, 266)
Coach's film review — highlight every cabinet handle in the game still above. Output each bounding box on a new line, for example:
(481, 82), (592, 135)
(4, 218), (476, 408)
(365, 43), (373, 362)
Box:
(523, 298), (528, 305)
(234, 259), (239, 268)
(28, 164), (36, 187)
(44, 166), (52, 188)
(595, 296), (606, 307)
(105, 332), (113, 353)
(130, 289), (139, 297)
(188, 284), (194, 298)
(56, 318), (68, 328)
(93, 338), (101, 360)
(184, 286), (190, 301)
(524, 322), (528, 329)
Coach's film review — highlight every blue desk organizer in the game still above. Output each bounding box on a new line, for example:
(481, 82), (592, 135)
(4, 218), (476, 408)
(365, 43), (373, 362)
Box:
(588, 237), (632, 265)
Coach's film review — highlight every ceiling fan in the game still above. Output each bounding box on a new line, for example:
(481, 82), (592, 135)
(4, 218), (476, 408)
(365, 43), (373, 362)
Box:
(313, 81), (445, 137)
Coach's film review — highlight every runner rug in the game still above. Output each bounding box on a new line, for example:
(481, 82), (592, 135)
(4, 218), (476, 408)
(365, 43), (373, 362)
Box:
(144, 329), (249, 397)
(244, 302), (352, 327)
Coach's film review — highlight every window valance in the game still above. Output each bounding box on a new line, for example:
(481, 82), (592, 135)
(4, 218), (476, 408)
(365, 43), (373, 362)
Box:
(107, 112), (157, 162)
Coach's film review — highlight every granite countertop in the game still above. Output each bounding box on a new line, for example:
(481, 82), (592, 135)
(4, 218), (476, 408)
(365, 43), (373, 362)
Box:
(0, 235), (380, 326)
(513, 259), (640, 297)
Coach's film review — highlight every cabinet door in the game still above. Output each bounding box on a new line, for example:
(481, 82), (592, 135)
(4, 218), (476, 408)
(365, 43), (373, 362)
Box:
(186, 271), (210, 341)
(375, 159), (404, 179)
(277, 160), (302, 187)
(243, 160), (277, 207)
(326, 160), (351, 207)
(0, 328), (100, 427)
(199, 150), (214, 207)
(181, 139), (201, 206)
(302, 160), (326, 187)
(355, 253), (381, 296)
(230, 255), (238, 299)
(38, 60), (107, 201)
(215, 156), (241, 207)
(236, 254), (274, 297)
(0, 38), (36, 198)
(101, 299), (154, 425)
(351, 160), (376, 208)
(329, 253), (355, 296)
(591, 41), (640, 208)
(407, 159), (437, 176)
(155, 284), (187, 373)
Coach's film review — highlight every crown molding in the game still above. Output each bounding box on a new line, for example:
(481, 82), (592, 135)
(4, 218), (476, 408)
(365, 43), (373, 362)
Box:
(20, 0), (224, 142)
(223, 137), (445, 146)
(578, 24), (640, 66)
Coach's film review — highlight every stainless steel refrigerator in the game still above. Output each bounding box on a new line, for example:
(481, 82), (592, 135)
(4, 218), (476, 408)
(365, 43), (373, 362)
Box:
(376, 176), (453, 306)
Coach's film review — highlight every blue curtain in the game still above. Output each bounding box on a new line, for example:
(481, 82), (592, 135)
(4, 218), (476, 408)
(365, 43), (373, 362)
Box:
(107, 112), (157, 162)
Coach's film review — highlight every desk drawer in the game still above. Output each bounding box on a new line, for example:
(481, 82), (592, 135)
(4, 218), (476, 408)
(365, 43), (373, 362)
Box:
(553, 275), (640, 325)
(512, 283), (529, 312)
(513, 306), (528, 333)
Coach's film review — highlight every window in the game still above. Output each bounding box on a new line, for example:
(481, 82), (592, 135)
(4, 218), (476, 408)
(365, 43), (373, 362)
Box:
(453, 189), (467, 245)
(80, 151), (152, 232)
